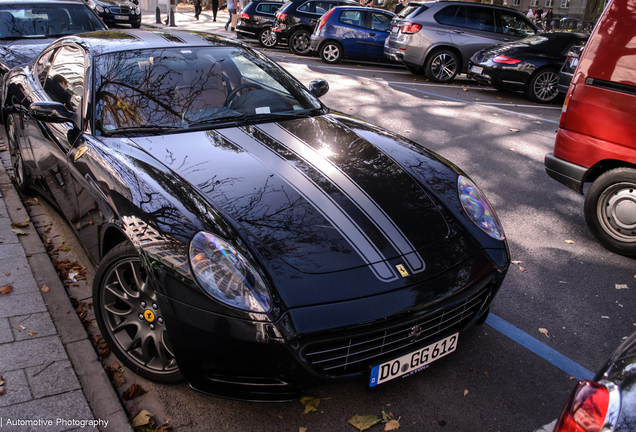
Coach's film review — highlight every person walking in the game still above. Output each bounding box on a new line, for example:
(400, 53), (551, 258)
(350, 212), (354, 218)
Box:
(224, 0), (237, 31)
(545, 8), (553, 29)
(536, 5), (543, 21)
(193, 0), (202, 20)
(212, 0), (219, 21)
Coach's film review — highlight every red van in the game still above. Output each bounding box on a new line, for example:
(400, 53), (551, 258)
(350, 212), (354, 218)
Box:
(544, 0), (636, 257)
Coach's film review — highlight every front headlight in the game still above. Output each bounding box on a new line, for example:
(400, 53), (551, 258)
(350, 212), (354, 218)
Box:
(135, 7), (141, 14)
(95, 4), (104, 12)
(189, 232), (271, 313)
(458, 176), (504, 240)
(104, 6), (110, 13)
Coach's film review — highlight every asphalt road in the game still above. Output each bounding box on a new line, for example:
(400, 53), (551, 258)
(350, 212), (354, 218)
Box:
(21, 44), (636, 432)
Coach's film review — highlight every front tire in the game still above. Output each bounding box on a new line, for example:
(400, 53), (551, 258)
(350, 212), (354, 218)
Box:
(259, 27), (277, 48)
(288, 29), (311, 56)
(320, 41), (342, 63)
(93, 243), (183, 383)
(584, 168), (636, 257)
(425, 49), (459, 83)
(525, 68), (560, 103)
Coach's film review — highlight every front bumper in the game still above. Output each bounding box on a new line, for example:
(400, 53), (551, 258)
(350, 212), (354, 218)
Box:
(100, 13), (141, 26)
(158, 248), (508, 401)
(467, 62), (526, 91)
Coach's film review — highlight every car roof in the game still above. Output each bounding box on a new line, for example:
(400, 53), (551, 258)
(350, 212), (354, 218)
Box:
(55, 29), (245, 56)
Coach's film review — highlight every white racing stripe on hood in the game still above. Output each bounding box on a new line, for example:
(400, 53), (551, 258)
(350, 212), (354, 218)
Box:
(217, 127), (398, 282)
(257, 123), (425, 274)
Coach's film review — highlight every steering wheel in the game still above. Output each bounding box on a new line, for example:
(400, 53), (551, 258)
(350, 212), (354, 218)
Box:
(224, 83), (264, 108)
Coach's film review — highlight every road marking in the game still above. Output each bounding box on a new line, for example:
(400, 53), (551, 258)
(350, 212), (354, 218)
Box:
(274, 57), (561, 123)
(534, 420), (557, 432)
(487, 314), (594, 381)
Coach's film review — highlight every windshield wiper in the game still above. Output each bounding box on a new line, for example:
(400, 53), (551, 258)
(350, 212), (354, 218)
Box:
(101, 125), (181, 136)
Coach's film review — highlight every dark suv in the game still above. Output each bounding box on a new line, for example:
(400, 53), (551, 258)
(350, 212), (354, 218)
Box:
(272, 0), (359, 55)
(236, 0), (284, 48)
(384, 1), (537, 82)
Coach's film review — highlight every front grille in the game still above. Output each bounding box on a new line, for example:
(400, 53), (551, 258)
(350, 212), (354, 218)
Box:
(304, 287), (490, 377)
(109, 6), (130, 14)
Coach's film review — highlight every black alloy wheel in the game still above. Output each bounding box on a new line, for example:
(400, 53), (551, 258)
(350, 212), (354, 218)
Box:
(259, 27), (277, 48)
(6, 115), (31, 194)
(320, 41), (343, 63)
(93, 243), (183, 383)
(584, 168), (636, 257)
(425, 49), (459, 83)
(526, 68), (560, 103)
(289, 29), (312, 56)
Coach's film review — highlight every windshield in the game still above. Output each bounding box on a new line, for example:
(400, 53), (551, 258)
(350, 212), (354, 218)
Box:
(0, 4), (105, 39)
(94, 46), (323, 136)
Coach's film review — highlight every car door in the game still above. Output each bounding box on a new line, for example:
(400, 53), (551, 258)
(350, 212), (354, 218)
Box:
(335, 9), (366, 58)
(448, 5), (498, 70)
(364, 10), (393, 59)
(26, 44), (86, 231)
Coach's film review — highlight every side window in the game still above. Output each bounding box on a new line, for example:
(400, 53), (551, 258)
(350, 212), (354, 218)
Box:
(297, 1), (313, 12)
(44, 45), (85, 114)
(454, 6), (495, 32)
(339, 10), (362, 27)
(36, 49), (57, 86)
(315, 1), (335, 14)
(498, 11), (536, 37)
(434, 5), (459, 25)
(370, 12), (392, 32)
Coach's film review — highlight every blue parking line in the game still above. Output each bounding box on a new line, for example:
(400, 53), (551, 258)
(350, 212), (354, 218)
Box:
(486, 314), (595, 381)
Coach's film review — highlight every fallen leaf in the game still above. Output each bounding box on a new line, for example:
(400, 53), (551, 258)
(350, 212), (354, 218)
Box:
(348, 414), (381, 431)
(510, 128), (519, 132)
(615, 284), (628, 290)
(463, 389), (468, 396)
(40, 284), (50, 293)
(57, 247), (70, 252)
(601, 316), (609, 319)
(0, 377), (4, 386)
(123, 383), (147, 401)
(511, 261), (521, 265)
(0, 285), (13, 295)
(131, 410), (153, 428)
(0, 387), (5, 396)
(404, 130), (411, 133)
(300, 428), (307, 432)
(565, 240), (575, 244)
(463, 88), (468, 91)
(385, 420), (400, 430)
(300, 396), (320, 415)
(4, 273), (10, 276)
(11, 222), (28, 228)
(539, 328), (549, 337)
(29, 330), (38, 337)
(11, 228), (27, 235)
(519, 267), (526, 272)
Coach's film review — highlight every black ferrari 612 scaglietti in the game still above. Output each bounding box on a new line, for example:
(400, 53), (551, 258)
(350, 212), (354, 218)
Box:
(2, 29), (509, 401)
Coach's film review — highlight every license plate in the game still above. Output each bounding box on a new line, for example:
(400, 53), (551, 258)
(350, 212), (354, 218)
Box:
(369, 333), (458, 387)
(115, 15), (129, 20)
(391, 26), (398, 33)
(471, 65), (483, 75)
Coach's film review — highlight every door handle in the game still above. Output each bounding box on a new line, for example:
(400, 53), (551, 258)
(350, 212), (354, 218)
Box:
(369, 32), (376, 36)
(503, 38), (511, 41)
(453, 29), (464, 34)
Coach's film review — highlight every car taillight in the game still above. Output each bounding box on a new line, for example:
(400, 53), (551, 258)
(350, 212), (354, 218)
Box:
(554, 380), (609, 432)
(318, 8), (334, 30)
(400, 23), (422, 34)
(559, 83), (576, 128)
(240, 12), (249, 19)
(492, 55), (521, 64)
(276, 12), (287, 20)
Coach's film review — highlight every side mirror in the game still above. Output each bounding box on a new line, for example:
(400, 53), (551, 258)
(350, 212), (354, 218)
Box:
(309, 80), (329, 98)
(30, 101), (76, 125)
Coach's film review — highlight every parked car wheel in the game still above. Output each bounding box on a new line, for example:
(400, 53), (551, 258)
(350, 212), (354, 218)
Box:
(584, 168), (636, 257)
(259, 27), (277, 48)
(320, 41), (343, 63)
(526, 68), (560, 103)
(289, 29), (312, 55)
(405, 64), (425, 75)
(425, 49), (458, 83)
(93, 242), (183, 383)
(6, 115), (31, 194)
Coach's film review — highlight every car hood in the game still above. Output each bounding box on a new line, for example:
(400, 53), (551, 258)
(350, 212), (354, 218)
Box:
(128, 114), (450, 279)
(93, 0), (138, 6)
(0, 39), (54, 72)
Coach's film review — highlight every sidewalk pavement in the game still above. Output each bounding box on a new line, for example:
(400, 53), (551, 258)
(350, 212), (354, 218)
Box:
(0, 135), (131, 430)
(141, 5), (239, 34)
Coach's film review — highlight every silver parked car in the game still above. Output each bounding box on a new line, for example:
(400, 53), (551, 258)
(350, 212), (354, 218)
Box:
(384, 1), (537, 82)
